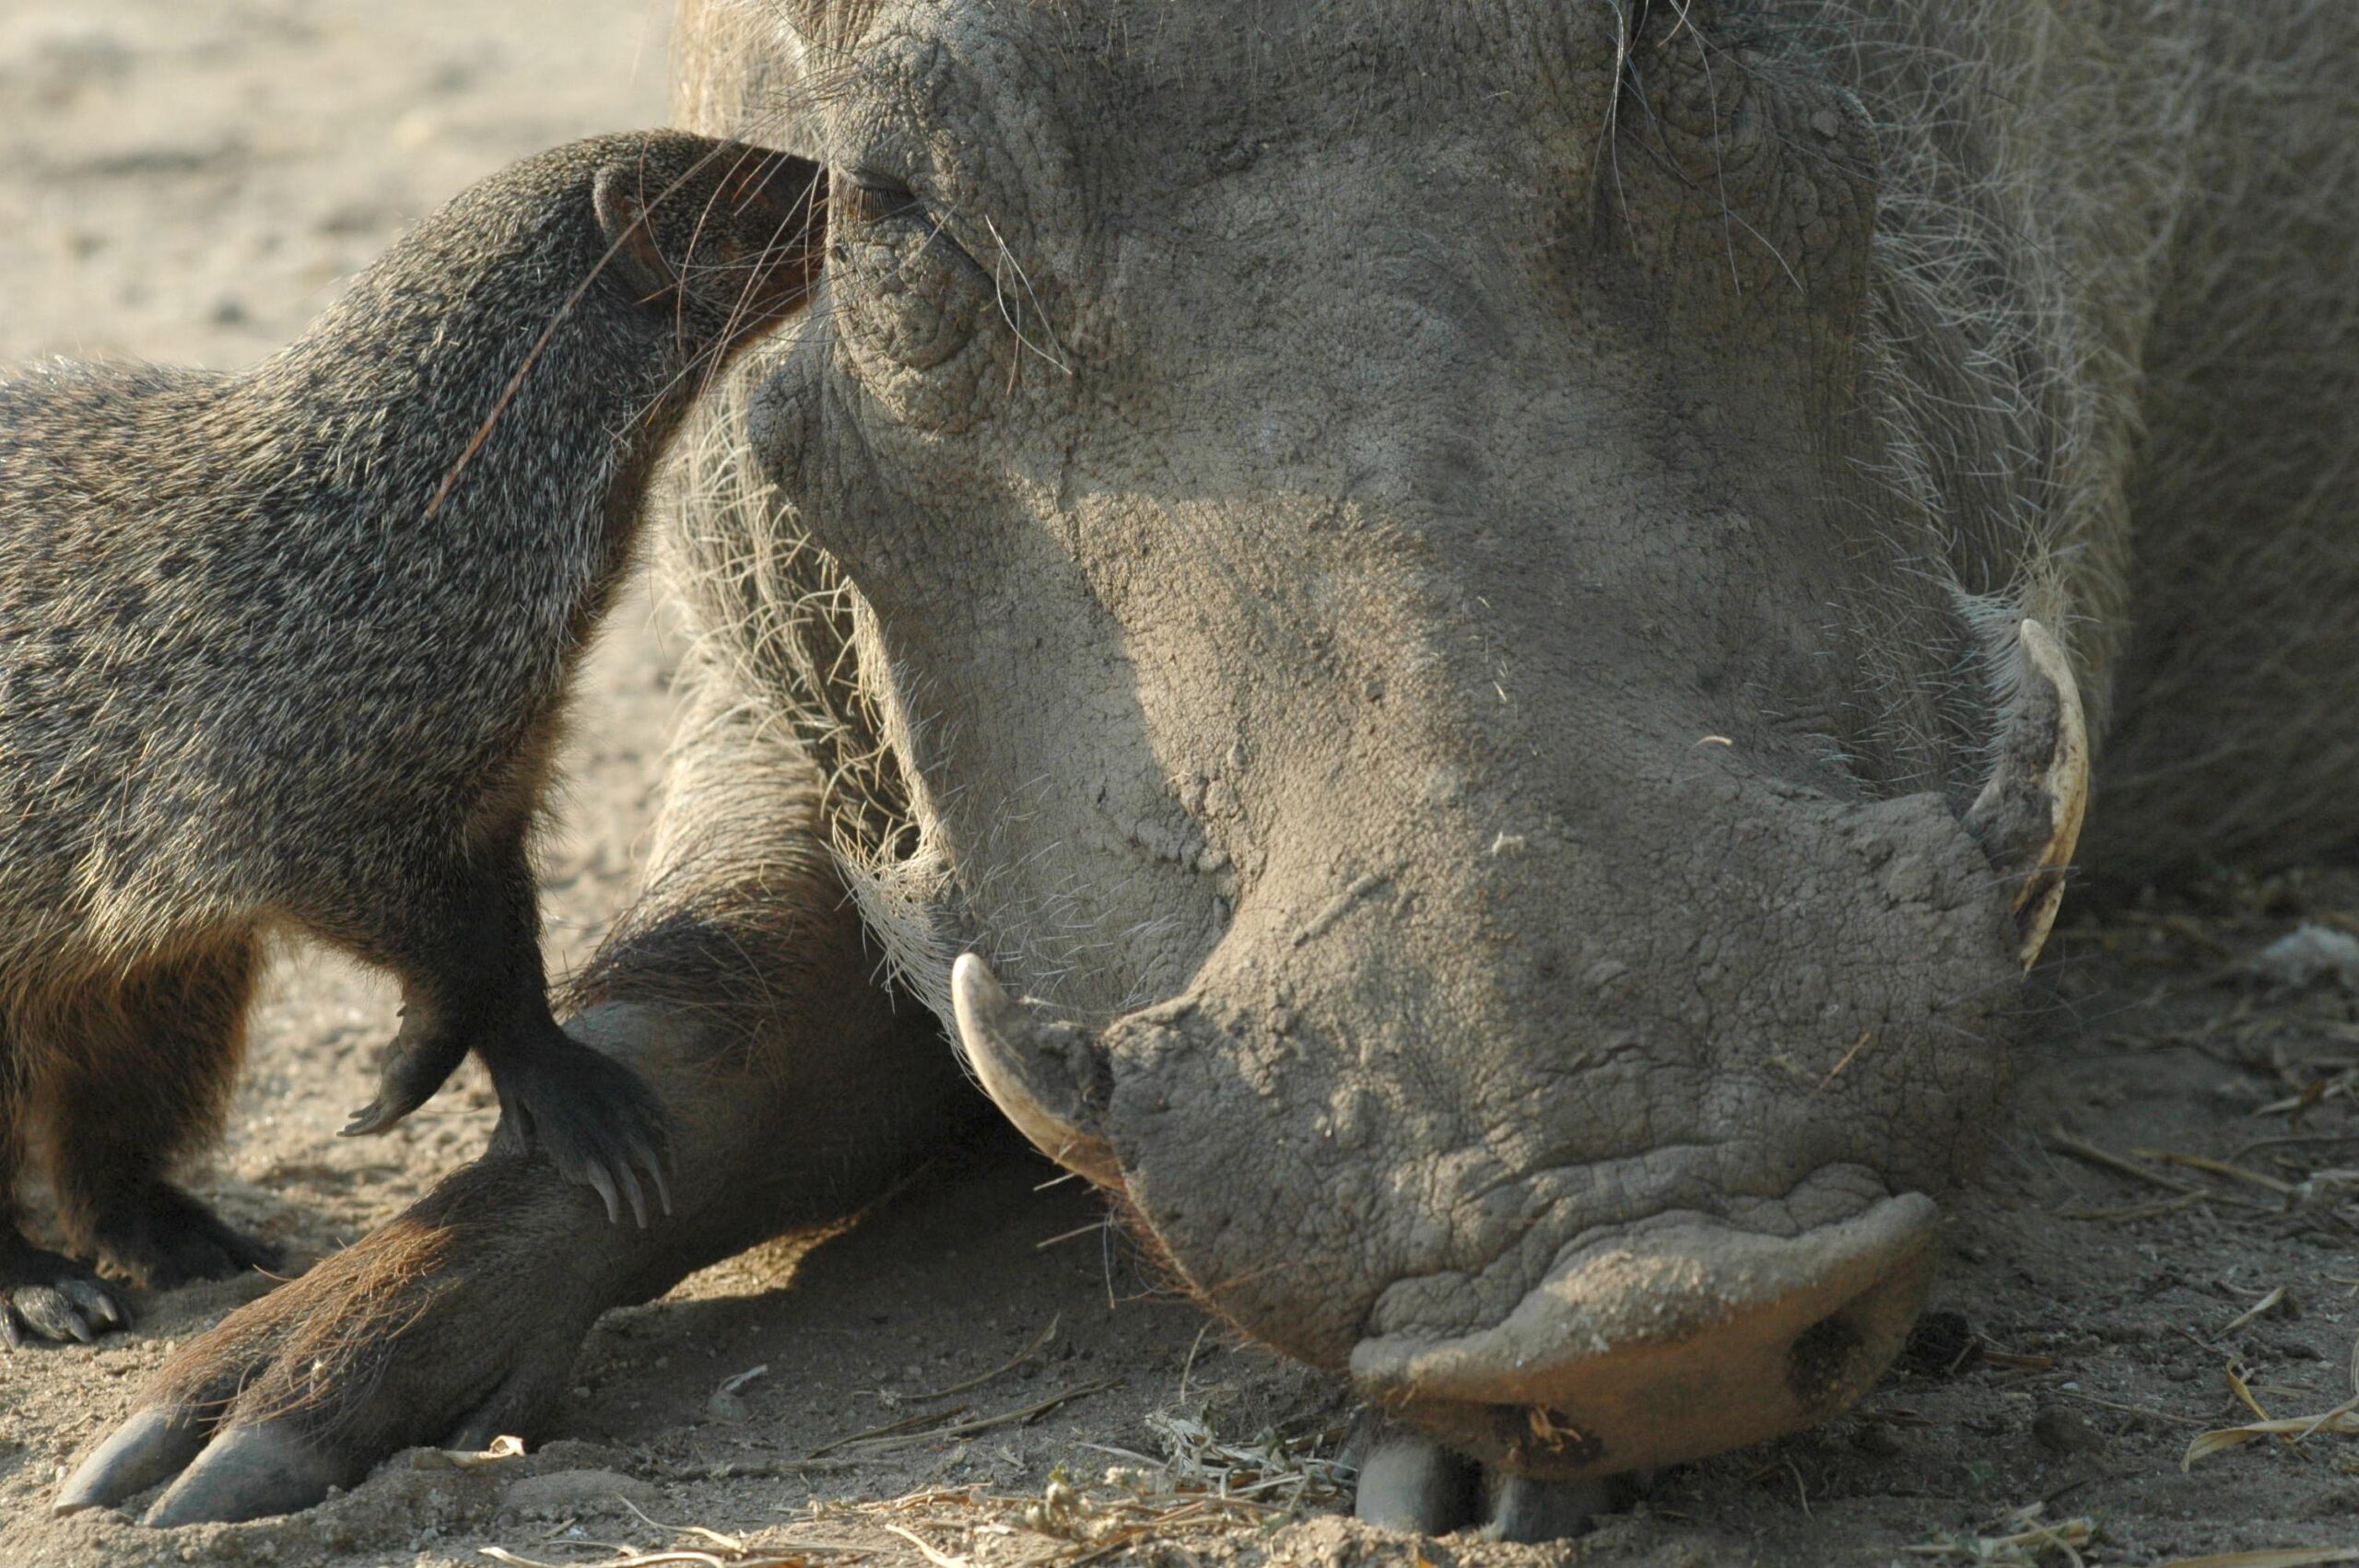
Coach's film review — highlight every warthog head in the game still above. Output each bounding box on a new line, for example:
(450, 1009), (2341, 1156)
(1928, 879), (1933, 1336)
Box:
(713, 0), (2085, 1477)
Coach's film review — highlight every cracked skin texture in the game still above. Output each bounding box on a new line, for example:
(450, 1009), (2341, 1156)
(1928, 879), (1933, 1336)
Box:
(55, 0), (2359, 1528)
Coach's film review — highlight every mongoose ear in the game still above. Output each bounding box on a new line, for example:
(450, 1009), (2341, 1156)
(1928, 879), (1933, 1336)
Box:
(592, 165), (679, 299)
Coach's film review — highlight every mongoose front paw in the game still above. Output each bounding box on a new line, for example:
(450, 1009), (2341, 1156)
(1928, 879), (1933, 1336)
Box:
(341, 1011), (471, 1139)
(338, 1092), (423, 1138)
(490, 1031), (672, 1227)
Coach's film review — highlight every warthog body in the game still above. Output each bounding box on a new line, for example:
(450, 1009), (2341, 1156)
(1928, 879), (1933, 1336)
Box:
(58, 0), (2359, 1537)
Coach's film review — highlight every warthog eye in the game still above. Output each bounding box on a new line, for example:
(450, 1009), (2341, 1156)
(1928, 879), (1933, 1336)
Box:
(838, 174), (923, 228)
(827, 165), (995, 392)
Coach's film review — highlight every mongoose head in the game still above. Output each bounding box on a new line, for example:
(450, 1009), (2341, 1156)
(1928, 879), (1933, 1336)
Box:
(584, 132), (827, 380)
(372, 130), (828, 517)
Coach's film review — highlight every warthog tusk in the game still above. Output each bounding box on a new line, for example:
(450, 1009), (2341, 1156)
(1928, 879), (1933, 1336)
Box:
(950, 954), (1125, 1188)
(1963, 618), (2089, 968)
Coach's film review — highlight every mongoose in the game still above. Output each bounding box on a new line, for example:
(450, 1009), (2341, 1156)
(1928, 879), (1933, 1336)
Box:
(0, 130), (825, 1344)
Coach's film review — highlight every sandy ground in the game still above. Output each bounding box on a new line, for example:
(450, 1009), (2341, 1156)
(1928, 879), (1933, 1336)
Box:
(6, 5), (2359, 1565)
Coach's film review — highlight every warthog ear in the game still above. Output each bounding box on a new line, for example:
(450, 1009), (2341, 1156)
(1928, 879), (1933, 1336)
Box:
(1962, 619), (2089, 968)
(592, 163), (680, 298)
(950, 954), (1124, 1189)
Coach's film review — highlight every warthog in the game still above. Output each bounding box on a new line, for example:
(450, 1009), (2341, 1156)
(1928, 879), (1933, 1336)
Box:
(53, 0), (2359, 1539)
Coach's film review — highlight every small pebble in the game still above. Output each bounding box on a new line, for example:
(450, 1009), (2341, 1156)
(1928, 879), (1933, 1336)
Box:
(2031, 1405), (2104, 1455)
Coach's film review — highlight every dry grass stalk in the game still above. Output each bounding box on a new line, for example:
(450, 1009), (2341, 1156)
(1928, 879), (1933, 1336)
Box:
(804, 1405), (974, 1458)
(906, 1382), (1124, 1449)
(2154, 1550), (2359, 1567)
(481, 1549), (772, 1568)
(2219, 1285), (2290, 1334)
(910, 1318), (1060, 1401)
(2139, 1151), (2300, 1198)
(2181, 1404), (2359, 1469)
(2056, 1193), (2204, 1223)
(619, 1497), (749, 1552)
(886, 1522), (976, 1568)
(2182, 1353), (2359, 1470)
(1819, 1028), (1876, 1089)
(2255, 1077), (2352, 1117)
(2048, 1130), (2277, 1212)
(1902, 1503), (2097, 1564)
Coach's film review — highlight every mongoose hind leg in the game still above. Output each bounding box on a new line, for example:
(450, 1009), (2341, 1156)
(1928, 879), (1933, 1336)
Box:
(76, 1184), (279, 1293)
(1, 1026), (129, 1342)
(336, 830), (669, 1223)
(42, 941), (281, 1291)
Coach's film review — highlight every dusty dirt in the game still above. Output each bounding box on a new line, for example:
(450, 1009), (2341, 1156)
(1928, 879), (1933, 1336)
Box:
(5, 5), (2359, 1565)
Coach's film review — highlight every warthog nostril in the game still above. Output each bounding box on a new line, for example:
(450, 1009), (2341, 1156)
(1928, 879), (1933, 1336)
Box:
(1787, 1310), (1869, 1410)
(1507, 1404), (1607, 1469)
(1350, 1195), (1939, 1477)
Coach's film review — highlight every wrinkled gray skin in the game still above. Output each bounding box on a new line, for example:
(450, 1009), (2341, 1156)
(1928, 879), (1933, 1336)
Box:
(56, 0), (2359, 1540)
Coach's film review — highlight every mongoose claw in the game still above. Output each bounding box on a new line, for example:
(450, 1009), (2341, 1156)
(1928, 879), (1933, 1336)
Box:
(5, 1289), (93, 1346)
(492, 1029), (673, 1227)
(340, 1024), (467, 1139)
(568, 1128), (673, 1228)
(72, 1278), (127, 1327)
(336, 1094), (411, 1139)
(3, 1249), (130, 1347)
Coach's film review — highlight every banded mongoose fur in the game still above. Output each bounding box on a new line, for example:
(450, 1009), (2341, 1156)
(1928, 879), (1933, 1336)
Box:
(0, 130), (825, 1344)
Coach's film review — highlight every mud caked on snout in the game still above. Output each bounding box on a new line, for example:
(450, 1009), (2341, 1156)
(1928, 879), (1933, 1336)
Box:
(958, 932), (1960, 1480)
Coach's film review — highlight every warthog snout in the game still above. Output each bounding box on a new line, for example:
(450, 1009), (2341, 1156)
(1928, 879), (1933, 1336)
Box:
(959, 937), (1938, 1470)
(1345, 1195), (1939, 1478)
(949, 617), (2083, 1477)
